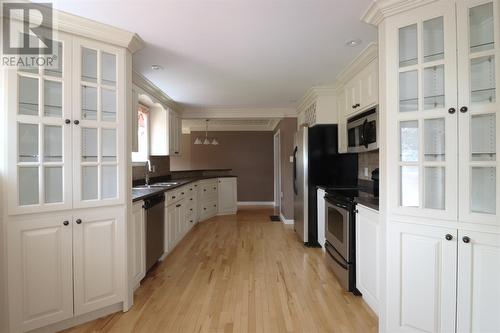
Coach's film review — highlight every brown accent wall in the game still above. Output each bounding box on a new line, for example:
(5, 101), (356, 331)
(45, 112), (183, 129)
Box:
(274, 118), (298, 220)
(170, 131), (274, 202)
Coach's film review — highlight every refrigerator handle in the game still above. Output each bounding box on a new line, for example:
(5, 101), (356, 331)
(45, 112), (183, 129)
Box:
(293, 146), (298, 195)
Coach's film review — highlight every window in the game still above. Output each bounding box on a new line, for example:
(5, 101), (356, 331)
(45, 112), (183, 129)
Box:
(132, 104), (149, 162)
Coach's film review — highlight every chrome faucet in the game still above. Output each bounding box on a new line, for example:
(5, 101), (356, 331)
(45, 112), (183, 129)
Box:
(145, 160), (153, 186)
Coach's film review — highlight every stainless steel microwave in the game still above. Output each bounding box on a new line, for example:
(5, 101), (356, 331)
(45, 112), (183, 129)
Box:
(347, 106), (378, 153)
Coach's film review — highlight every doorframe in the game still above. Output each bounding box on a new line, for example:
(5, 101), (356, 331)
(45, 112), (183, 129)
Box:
(273, 130), (281, 212)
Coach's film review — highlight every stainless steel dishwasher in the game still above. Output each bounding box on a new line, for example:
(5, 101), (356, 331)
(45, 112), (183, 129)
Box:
(143, 193), (165, 272)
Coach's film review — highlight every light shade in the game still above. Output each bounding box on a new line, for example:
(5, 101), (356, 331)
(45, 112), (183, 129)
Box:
(203, 138), (211, 145)
(211, 138), (219, 145)
(194, 137), (202, 145)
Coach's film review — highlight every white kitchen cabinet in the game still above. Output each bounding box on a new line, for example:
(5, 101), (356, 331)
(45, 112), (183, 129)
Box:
(337, 90), (348, 154)
(457, 230), (500, 333)
(7, 214), (73, 332)
(355, 205), (380, 314)
(72, 38), (126, 210)
(369, 0), (500, 331)
(150, 107), (181, 156)
(343, 57), (378, 117)
(217, 178), (237, 215)
(130, 201), (146, 289)
(73, 207), (124, 316)
(166, 202), (177, 252)
(387, 222), (458, 333)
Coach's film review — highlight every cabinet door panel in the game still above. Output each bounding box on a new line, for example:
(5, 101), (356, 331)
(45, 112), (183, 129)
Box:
(73, 207), (124, 315)
(387, 222), (457, 333)
(387, 2), (458, 221)
(457, 0), (500, 225)
(217, 178), (237, 214)
(130, 201), (145, 288)
(72, 38), (125, 209)
(355, 206), (380, 314)
(7, 32), (73, 215)
(7, 215), (73, 332)
(457, 230), (500, 333)
(167, 204), (177, 251)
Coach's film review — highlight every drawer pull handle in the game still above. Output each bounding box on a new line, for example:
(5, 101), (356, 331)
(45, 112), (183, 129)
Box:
(172, 196), (176, 199)
(63, 221), (69, 226)
(462, 236), (471, 243)
(65, 119), (71, 124)
(176, 204), (181, 208)
(181, 192), (185, 195)
(76, 219), (82, 224)
(190, 208), (193, 211)
(445, 234), (453, 241)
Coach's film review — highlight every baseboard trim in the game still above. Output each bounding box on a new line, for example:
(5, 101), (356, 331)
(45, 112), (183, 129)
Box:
(237, 201), (275, 206)
(280, 212), (294, 225)
(31, 302), (123, 333)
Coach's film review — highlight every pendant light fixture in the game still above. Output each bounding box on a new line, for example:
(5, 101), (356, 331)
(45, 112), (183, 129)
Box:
(194, 119), (219, 145)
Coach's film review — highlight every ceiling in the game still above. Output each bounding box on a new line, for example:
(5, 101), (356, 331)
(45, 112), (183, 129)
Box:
(48, 0), (377, 110)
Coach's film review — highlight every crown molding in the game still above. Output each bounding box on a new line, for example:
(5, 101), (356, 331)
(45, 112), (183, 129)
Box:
(336, 42), (378, 84)
(297, 85), (338, 114)
(132, 71), (183, 113)
(181, 108), (297, 119)
(361, 0), (439, 25)
(5, 1), (144, 53)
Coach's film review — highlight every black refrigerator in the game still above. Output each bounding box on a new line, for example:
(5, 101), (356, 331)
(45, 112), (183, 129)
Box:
(293, 124), (358, 247)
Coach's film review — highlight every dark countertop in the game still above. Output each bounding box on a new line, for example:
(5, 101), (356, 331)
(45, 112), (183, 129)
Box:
(354, 194), (379, 211)
(316, 183), (379, 211)
(132, 175), (237, 202)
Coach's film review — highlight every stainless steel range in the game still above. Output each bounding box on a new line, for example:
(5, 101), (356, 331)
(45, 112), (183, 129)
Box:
(324, 188), (361, 295)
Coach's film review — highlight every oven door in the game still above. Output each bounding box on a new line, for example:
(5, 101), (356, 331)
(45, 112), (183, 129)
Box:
(325, 199), (350, 261)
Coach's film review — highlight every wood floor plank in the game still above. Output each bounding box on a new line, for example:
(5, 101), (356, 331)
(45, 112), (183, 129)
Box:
(63, 207), (377, 333)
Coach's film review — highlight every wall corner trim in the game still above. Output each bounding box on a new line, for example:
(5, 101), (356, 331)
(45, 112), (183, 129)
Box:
(280, 212), (294, 225)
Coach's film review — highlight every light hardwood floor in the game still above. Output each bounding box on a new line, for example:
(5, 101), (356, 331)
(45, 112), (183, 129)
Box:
(64, 207), (377, 333)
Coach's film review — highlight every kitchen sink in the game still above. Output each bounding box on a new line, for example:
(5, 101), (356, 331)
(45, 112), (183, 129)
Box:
(133, 182), (179, 189)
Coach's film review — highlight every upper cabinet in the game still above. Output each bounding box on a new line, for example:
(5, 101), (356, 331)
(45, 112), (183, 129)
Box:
(336, 43), (378, 153)
(381, 0), (499, 225)
(6, 33), (128, 215)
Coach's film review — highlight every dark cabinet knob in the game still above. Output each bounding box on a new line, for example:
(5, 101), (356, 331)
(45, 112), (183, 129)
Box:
(352, 104), (356, 109)
(190, 220), (193, 223)
(176, 204), (181, 208)
(213, 187), (216, 190)
(75, 219), (82, 224)
(172, 196), (176, 199)
(190, 208), (193, 211)
(460, 106), (468, 113)
(204, 189), (207, 192)
(63, 221), (69, 226)
(65, 119), (71, 124)
(355, 103), (360, 108)
(181, 192), (185, 195)
(445, 234), (453, 241)
(213, 204), (217, 207)
(74, 120), (80, 125)
(204, 208), (207, 210)
(448, 107), (456, 114)
(462, 236), (471, 243)
(190, 198), (193, 201)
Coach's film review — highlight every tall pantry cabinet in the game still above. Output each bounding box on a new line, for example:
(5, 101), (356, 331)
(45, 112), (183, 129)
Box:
(364, 0), (500, 332)
(0, 12), (143, 333)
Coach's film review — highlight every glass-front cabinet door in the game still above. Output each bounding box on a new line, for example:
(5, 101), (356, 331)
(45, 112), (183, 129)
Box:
(394, 3), (458, 220)
(7, 33), (72, 214)
(72, 39), (125, 208)
(457, 0), (500, 225)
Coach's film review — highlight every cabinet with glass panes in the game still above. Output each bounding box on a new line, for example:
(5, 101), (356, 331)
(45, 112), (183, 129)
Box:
(390, 0), (499, 225)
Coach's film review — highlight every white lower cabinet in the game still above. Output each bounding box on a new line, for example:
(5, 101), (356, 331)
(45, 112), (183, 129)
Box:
(72, 207), (125, 316)
(457, 230), (500, 333)
(7, 207), (125, 332)
(355, 205), (380, 314)
(7, 214), (74, 332)
(388, 221), (500, 333)
(217, 178), (237, 215)
(130, 201), (146, 289)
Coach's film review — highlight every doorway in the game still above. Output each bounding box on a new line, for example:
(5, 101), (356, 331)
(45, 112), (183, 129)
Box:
(273, 130), (281, 215)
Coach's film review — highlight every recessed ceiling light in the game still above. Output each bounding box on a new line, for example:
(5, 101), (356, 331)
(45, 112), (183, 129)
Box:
(151, 64), (163, 70)
(345, 39), (362, 47)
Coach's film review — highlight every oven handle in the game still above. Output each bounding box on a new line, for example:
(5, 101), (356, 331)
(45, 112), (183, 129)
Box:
(325, 243), (348, 270)
(334, 203), (348, 209)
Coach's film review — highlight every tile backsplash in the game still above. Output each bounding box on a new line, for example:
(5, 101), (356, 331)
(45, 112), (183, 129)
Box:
(132, 155), (170, 180)
(358, 149), (379, 181)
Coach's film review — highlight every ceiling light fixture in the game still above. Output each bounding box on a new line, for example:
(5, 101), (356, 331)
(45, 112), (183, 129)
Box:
(345, 39), (362, 47)
(151, 64), (163, 70)
(194, 119), (219, 146)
